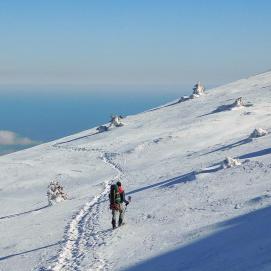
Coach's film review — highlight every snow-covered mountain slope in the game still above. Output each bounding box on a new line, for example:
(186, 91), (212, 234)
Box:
(1, 71), (271, 271)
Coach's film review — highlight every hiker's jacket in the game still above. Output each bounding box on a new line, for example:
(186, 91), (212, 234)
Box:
(118, 186), (129, 205)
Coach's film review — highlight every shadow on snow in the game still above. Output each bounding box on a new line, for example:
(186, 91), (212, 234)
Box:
(147, 100), (182, 112)
(198, 103), (253, 117)
(200, 138), (252, 156)
(127, 172), (196, 196)
(239, 147), (271, 160)
(0, 241), (63, 262)
(0, 205), (49, 220)
(53, 131), (100, 146)
(121, 146), (271, 203)
(123, 206), (271, 271)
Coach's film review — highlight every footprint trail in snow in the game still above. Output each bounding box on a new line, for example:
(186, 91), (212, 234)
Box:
(43, 148), (125, 271)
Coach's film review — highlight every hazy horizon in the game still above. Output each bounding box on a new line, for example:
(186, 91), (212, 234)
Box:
(1, 1), (271, 154)
(0, 84), (198, 155)
(1, 1), (271, 86)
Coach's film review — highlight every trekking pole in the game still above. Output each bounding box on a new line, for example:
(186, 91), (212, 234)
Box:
(123, 196), (132, 216)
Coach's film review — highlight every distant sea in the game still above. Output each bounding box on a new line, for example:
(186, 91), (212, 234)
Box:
(0, 84), (216, 154)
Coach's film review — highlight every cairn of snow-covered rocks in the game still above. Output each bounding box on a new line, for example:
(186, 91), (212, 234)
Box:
(223, 157), (241, 168)
(109, 115), (124, 127)
(250, 128), (268, 138)
(47, 180), (67, 205)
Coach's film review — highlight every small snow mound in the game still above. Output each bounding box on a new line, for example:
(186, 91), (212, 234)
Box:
(223, 157), (241, 168)
(47, 180), (67, 205)
(250, 128), (268, 138)
(190, 93), (200, 99)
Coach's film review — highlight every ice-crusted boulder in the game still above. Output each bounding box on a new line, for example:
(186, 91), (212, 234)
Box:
(193, 81), (205, 95)
(223, 157), (241, 168)
(210, 97), (253, 114)
(47, 180), (67, 205)
(178, 82), (205, 103)
(250, 128), (268, 138)
(109, 115), (124, 127)
(233, 97), (244, 108)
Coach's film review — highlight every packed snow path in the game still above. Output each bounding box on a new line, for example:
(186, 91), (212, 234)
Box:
(45, 146), (125, 271)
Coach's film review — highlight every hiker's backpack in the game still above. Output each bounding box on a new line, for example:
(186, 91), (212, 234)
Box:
(109, 184), (121, 204)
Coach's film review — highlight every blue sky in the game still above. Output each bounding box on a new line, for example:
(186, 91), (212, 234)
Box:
(0, 0), (271, 87)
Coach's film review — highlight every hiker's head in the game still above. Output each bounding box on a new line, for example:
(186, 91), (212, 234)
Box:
(116, 181), (121, 187)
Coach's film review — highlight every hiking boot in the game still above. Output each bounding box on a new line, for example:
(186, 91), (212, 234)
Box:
(112, 219), (116, 229)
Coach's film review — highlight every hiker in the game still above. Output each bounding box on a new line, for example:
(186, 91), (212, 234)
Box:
(109, 181), (129, 229)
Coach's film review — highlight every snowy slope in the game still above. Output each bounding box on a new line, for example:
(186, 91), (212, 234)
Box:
(1, 71), (271, 271)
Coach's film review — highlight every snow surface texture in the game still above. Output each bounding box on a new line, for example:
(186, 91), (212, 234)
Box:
(1, 71), (271, 271)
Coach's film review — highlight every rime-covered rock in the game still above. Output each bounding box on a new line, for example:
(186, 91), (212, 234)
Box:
(47, 180), (67, 205)
(109, 115), (124, 127)
(233, 97), (244, 107)
(193, 81), (205, 95)
(250, 128), (268, 138)
(223, 157), (241, 168)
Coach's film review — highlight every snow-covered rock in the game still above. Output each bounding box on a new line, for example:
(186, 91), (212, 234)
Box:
(178, 82), (205, 103)
(109, 115), (124, 127)
(193, 81), (205, 95)
(250, 128), (268, 138)
(223, 157), (242, 168)
(47, 180), (67, 205)
(232, 97), (244, 108)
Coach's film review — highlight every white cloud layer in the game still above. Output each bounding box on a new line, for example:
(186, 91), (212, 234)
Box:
(0, 130), (36, 146)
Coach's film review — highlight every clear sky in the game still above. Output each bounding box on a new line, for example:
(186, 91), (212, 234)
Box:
(0, 0), (271, 86)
